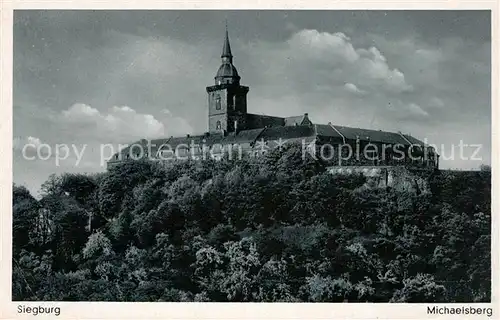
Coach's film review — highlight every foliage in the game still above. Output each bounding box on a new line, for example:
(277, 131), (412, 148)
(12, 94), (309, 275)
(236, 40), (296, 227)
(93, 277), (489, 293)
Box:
(12, 150), (491, 302)
(390, 274), (446, 302)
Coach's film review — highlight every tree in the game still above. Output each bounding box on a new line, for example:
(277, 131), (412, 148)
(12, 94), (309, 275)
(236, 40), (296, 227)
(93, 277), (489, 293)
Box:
(254, 257), (297, 302)
(479, 164), (491, 172)
(390, 274), (446, 302)
(303, 274), (353, 302)
(12, 147), (491, 302)
(12, 185), (40, 254)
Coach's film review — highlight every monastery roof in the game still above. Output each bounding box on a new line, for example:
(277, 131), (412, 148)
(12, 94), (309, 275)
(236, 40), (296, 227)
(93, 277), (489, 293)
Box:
(331, 125), (411, 145)
(284, 115), (304, 126)
(257, 125), (316, 141)
(115, 123), (430, 158)
(222, 128), (266, 144)
(401, 134), (428, 147)
(314, 124), (343, 138)
(245, 113), (285, 129)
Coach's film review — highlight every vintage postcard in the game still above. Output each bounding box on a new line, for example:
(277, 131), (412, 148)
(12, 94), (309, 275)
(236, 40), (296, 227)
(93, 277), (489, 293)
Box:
(1, 1), (497, 319)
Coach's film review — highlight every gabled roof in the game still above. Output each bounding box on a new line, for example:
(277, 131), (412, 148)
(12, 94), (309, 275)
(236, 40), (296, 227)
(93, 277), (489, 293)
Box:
(331, 125), (410, 145)
(401, 134), (427, 147)
(284, 116), (302, 126)
(222, 128), (266, 144)
(113, 120), (434, 161)
(284, 114), (312, 126)
(123, 128), (267, 156)
(257, 124), (316, 141)
(246, 113), (285, 129)
(314, 124), (343, 138)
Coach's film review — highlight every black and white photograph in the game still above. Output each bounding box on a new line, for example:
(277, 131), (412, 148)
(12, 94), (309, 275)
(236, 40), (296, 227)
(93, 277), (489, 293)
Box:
(6, 7), (495, 313)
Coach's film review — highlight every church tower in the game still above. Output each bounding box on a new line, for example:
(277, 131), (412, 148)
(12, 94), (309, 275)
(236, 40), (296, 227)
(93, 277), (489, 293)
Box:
(206, 25), (249, 134)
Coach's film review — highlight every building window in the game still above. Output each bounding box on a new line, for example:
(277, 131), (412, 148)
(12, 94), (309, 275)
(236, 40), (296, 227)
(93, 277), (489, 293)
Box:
(365, 149), (378, 163)
(192, 146), (201, 154)
(216, 121), (221, 130)
(215, 95), (221, 110)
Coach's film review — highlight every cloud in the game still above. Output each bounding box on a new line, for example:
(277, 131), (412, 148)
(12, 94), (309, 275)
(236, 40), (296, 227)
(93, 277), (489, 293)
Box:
(344, 82), (365, 95)
(284, 29), (412, 93)
(60, 103), (192, 143)
(12, 136), (51, 159)
(239, 28), (423, 130)
(160, 108), (194, 135)
(13, 136), (43, 150)
(61, 103), (102, 122)
(356, 47), (412, 93)
(13, 135), (90, 164)
(288, 30), (360, 63)
(429, 97), (445, 108)
(406, 103), (429, 117)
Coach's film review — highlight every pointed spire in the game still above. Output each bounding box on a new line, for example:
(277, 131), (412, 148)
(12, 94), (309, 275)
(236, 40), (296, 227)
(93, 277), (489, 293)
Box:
(214, 20), (240, 85)
(221, 21), (233, 62)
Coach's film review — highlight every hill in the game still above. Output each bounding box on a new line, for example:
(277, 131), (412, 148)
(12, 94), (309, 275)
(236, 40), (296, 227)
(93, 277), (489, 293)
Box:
(12, 144), (491, 302)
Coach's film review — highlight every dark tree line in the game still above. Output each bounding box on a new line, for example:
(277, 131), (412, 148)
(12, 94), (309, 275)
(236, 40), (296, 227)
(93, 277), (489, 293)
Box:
(12, 144), (491, 302)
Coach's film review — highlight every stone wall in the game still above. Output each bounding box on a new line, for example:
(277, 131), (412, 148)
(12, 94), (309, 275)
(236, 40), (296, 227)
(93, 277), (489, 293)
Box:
(327, 165), (430, 193)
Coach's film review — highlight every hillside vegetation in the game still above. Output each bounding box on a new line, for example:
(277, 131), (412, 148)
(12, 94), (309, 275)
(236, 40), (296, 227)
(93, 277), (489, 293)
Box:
(12, 144), (491, 302)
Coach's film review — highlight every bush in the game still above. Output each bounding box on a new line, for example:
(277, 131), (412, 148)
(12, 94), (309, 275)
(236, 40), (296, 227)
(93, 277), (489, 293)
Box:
(11, 155), (491, 302)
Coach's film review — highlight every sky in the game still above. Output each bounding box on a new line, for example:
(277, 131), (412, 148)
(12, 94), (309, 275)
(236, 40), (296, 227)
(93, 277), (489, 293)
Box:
(13, 10), (492, 196)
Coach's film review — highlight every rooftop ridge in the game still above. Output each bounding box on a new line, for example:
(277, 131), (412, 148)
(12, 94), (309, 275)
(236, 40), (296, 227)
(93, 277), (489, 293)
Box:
(328, 123), (346, 144)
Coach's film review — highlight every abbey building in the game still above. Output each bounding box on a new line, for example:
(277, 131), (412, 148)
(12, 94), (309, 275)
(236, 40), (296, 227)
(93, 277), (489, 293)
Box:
(108, 27), (439, 170)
